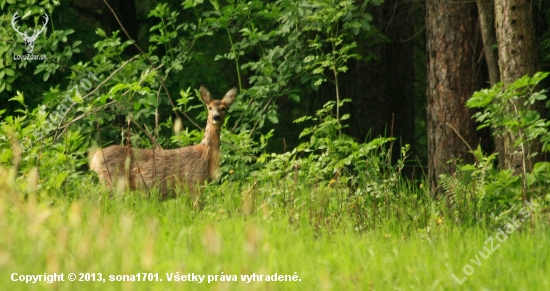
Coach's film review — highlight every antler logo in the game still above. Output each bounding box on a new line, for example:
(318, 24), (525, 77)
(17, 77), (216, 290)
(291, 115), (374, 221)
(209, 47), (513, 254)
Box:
(11, 11), (49, 54)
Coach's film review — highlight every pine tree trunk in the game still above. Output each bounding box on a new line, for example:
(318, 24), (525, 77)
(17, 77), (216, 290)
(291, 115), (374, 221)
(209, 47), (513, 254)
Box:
(477, 0), (500, 85)
(426, 0), (483, 193)
(494, 0), (540, 174)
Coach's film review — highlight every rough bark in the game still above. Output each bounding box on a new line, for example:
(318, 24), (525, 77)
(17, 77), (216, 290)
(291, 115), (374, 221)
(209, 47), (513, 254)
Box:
(476, 0), (505, 168)
(494, 0), (540, 174)
(477, 0), (500, 85)
(426, 0), (484, 193)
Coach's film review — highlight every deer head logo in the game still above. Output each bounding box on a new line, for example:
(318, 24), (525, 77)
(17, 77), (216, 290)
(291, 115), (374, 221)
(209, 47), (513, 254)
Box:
(11, 11), (49, 54)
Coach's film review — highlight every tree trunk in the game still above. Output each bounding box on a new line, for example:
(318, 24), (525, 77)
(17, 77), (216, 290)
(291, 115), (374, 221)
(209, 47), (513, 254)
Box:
(494, 0), (540, 174)
(477, 0), (500, 85)
(426, 0), (484, 193)
(476, 0), (505, 169)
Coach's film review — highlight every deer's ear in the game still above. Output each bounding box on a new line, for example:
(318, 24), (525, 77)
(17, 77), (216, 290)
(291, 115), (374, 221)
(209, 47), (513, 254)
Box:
(200, 86), (213, 104)
(222, 88), (237, 106)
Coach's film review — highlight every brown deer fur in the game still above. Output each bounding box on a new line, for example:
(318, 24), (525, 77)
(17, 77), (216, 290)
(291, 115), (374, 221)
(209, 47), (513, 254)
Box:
(89, 86), (237, 196)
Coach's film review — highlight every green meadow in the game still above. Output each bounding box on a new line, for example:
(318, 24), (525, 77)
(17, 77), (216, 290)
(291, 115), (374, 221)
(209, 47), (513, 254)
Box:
(1, 167), (549, 291)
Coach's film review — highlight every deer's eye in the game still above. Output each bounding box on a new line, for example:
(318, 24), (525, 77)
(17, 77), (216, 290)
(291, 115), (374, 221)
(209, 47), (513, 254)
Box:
(221, 107), (226, 112)
(208, 107), (212, 110)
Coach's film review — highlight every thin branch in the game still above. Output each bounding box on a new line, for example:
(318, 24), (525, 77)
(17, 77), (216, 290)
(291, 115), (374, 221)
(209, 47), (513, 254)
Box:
(54, 54), (140, 141)
(231, 93), (256, 131)
(19, 73), (45, 93)
(102, 0), (201, 129)
(52, 101), (117, 140)
(446, 123), (476, 162)
(249, 97), (273, 137)
(130, 119), (163, 149)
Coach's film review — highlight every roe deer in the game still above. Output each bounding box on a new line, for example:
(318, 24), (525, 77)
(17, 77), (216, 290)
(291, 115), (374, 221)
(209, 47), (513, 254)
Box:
(89, 86), (237, 196)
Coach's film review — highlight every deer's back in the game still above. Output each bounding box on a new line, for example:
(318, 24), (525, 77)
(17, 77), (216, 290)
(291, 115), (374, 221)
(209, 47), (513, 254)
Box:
(90, 145), (209, 192)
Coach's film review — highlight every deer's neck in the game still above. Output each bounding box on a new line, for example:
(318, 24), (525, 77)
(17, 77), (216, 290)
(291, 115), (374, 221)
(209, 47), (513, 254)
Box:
(200, 120), (222, 179)
(200, 120), (221, 149)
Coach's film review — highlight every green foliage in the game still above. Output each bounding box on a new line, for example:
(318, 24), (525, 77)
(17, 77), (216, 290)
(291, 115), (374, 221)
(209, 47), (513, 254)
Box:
(257, 99), (394, 183)
(1, 3), (159, 193)
(251, 99), (420, 231)
(467, 72), (549, 152)
(302, 0), (370, 85)
(466, 72), (550, 197)
(1, 0), (382, 170)
(220, 128), (273, 182)
(437, 72), (550, 226)
(439, 146), (523, 226)
(176, 0), (379, 135)
(0, 0), (79, 97)
(0, 94), (89, 195)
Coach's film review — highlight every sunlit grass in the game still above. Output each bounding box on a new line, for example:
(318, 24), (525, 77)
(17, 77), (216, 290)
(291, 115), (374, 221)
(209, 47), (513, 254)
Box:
(1, 167), (549, 290)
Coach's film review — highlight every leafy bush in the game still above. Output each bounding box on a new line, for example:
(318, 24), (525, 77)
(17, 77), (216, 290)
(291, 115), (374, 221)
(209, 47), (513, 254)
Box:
(251, 99), (421, 231)
(437, 72), (550, 227)
(467, 72), (549, 189)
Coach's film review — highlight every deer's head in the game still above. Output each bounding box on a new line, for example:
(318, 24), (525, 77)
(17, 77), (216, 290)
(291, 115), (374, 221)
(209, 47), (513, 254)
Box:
(200, 86), (237, 126)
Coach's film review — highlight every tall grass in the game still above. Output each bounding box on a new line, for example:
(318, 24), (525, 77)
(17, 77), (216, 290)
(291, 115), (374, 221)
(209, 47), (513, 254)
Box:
(1, 165), (550, 290)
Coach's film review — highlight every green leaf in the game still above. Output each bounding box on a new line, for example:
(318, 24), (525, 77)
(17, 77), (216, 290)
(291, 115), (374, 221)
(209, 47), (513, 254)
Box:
(9, 91), (25, 106)
(533, 162), (550, 175)
(99, 94), (110, 104)
(289, 94), (300, 103)
(467, 88), (496, 108)
(4, 68), (14, 77)
(267, 114), (279, 124)
(183, 0), (203, 9)
(533, 92), (547, 101)
(110, 83), (128, 95)
(54, 172), (68, 189)
(95, 28), (106, 37)
(460, 164), (476, 171)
